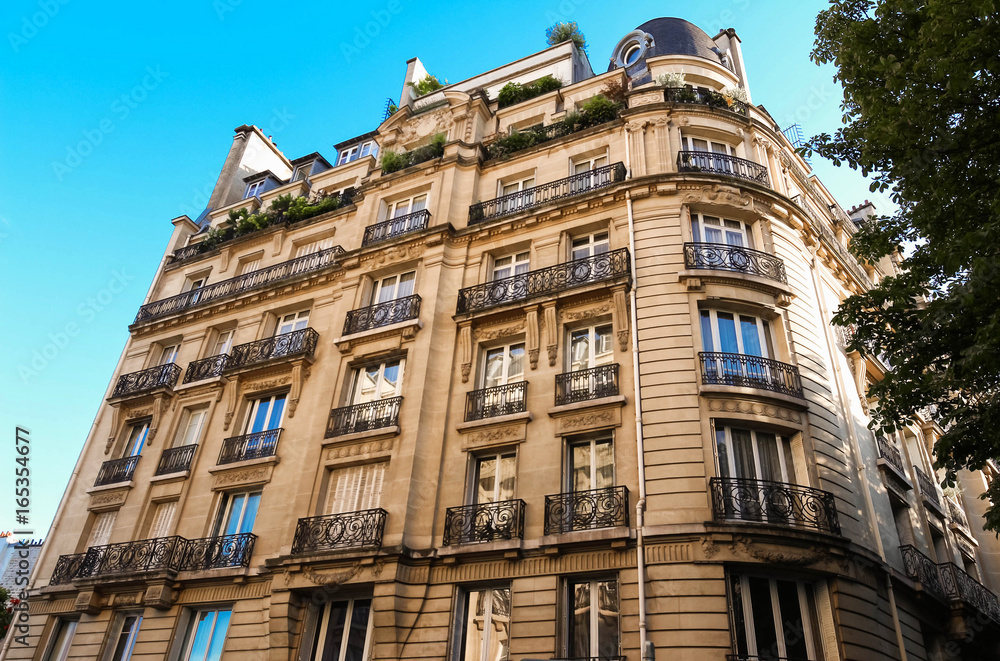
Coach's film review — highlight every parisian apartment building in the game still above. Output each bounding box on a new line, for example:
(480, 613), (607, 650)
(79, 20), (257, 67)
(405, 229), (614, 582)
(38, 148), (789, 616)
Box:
(7, 16), (1000, 661)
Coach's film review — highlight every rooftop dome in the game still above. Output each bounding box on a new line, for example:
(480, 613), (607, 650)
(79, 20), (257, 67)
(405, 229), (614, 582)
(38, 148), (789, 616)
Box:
(608, 17), (724, 71)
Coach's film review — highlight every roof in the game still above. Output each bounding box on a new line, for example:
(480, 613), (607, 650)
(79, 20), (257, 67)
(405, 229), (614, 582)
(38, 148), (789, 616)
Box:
(608, 17), (725, 71)
(289, 152), (332, 168)
(334, 130), (378, 151)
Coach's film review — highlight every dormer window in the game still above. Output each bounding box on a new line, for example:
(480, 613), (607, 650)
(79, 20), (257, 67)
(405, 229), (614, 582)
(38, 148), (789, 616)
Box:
(338, 140), (378, 166)
(245, 180), (265, 199)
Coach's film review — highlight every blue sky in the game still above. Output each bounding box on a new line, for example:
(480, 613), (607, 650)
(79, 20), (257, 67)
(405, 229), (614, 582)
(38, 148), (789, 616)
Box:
(0, 0), (873, 538)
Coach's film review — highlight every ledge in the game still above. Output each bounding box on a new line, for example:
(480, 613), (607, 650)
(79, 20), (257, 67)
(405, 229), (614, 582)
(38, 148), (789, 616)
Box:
(173, 375), (227, 393)
(678, 268), (793, 299)
(540, 525), (632, 548)
(322, 425), (400, 447)
(436, 538), (523, 558)
(334, 318), (422, 355)
(457, 411), (532, 433)
(265, 546), (383, 568)
(106, 387), (171, 405)
(208, 455), (280, 474)
(698, 383), (808, 410)
(86, 481), (134, 495)
(876, 458), (913, 490)
(150, 470), (190, 483)
(222, 353), (314, 379)
(548, 395), (626, 417)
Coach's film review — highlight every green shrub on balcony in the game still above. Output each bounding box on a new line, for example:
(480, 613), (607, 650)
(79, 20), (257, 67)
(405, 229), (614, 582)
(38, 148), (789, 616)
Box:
(487, 93), (623, 160)
(381, 132), (447, 174)
(408, 74), (444, 97)
(497, 75), (563, 109)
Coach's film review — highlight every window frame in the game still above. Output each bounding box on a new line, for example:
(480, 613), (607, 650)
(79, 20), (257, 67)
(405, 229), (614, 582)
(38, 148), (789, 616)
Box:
(308, 597), (374, 661)
(212, 329), (234, 356)
(480, 342), (526, 389)
(468, 450), (518, 505)
(177, 608), (232, 661)
(562, 576), (620, 660)
(380, 192), (428, 222)
(275, 309), (310, 335)
(699, 309), (774, 358)
(728, 573), (822, 661)
(244, 180), (265, 199)
(347, 358), (405, 405)
(690, 212), (756, 249)
(212, 490), (262, 537)
(104, 612), (142, 661)
(565, 435), (615, 493)
(453, 585), (512, 661)
(713, 423), (796, 484)
(240, 392), (287, 435)
(370, 270), (416, 305)
(567, 324), (614, 373)
(122, 419), (150, 458)
(681, 135), (734, 155)
(43, 617), (78, 661)
(325, 462), (387, 515)
(570, 231), (610, 260)
(491, 252), (530, 282)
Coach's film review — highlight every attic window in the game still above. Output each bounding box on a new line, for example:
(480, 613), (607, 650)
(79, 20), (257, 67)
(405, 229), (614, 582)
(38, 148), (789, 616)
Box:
(612, 30), (653, 69)
(624, 44), (642, 66)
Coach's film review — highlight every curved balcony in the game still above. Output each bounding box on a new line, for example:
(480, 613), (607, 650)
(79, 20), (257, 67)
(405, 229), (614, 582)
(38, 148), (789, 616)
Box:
(698, 352), (804, 398)
(155, 444), (197, 475)
(110, 363), (181, 399)
(443, 499), (526, 546)
(709, 476), (840, 535)
(291, 508), (388, 554)
(94, 455), (140, 486)
(469, 162), (626, 225)
(555, 364), (620, 406)
(326, 397), (402, 438)
(362, 209), (430, 247)
(544, 485), (629, 535)
(677, 151), (770, 187)
(183, 354), (228, 384)
(457, 248), (631, 315)
(664, 85), (750, 116)
(175, 532), (256, 571)
(225, 328), (318, 373)
(50, 553), (87, 585)
(683, 242), (787, 284)
(939, 562), (1000, 622)
(465, 382), (527, 421)
(218, 429), (281, 465)
(900, 545), (946, 600)
(343, 295), (421, 335)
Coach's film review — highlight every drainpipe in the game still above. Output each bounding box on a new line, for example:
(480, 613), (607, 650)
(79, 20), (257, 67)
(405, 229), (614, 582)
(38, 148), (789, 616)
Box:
(622, 122), (649, 656)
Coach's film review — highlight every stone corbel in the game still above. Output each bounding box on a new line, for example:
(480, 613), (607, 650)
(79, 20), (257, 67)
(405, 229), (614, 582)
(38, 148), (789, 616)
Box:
(287, 362), (310, 418)
(220, 246), (232, 273)
(148, 394), (171, 444)
(272, 231), (284, 257)
(612, 287), (630, 351)
(106, 403), (121, 454)
(459, 323), (472, 383)
(526, 306), (540, 370)
(543, 303), (558, 366)
(224, 375), (242, 431)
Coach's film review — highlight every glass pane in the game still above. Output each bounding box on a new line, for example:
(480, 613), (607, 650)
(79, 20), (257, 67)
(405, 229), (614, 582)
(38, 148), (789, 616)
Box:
(570, 330), (590, 372)
(490, 589), (511, 661)
(700, 311), (715, 352)
(691, 138), (709, 152)
(266, 395), (286, 430)
(477, 458), (497, 503)
(595, 440), (614, 488)
(756, 432), (783, 483)
(397, 272), (415, 298)
(777, 581), (808, 660)
(717, 313), (738, 353)
(691, 218), (701, 242)
(570, 582), (591, 657)
(224, 495), (246, 535)
(731, 429), (757, 480)
(740, 316), (764, 357)
(498, 454), (516, 501)
(125, 424), (148, 457)
(730, 576), (750, 657)
(411, 195), (427, 212)
(462, 591), (487, 661)
(596, 580), (620, 658)
(595, 325), (613, 363)
(187, 612), (215, 661)
(204, 611), (230, 661)
(725, 229), (745, 247)
(111, 615), (140, 661)
(344, 600), (371, 661)
(377, 275), (398, 303)
(239, 492), (261, 534)
(507, 345), (525, 380)
(748, 578), (779, 659)
(249, 399), (271, 434)
(484, 349), (505, 388)
(716, 428), (731, 478)
(572, 443), (592, 491)
(320, 603), (347, 661)
(380, 361), (401, 398)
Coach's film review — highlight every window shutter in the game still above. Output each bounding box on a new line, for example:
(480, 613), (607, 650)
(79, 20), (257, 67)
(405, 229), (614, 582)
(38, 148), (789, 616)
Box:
(326, 463), (386, 514)
(295, 237), (335, 258)
(149, 501), (177, 538)
(88, 511), (117, 547)
(239, 258), (261, 275)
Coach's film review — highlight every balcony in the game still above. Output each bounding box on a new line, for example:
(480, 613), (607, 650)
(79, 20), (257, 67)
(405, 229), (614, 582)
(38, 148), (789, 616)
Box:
(682, 242), (787, 284)
(698, 352), (804, 398)
(677, 151), (770, 187)
(939, 563), (1000, 622)
(465, 382), (527, 422)
(155, 444), (197, 475)
(709, 476), (841, 535)
(948, 497), (972, 532)
(110, 364), (181, 399)
(325, 397), (402, 438)
(469, 162), (626, 225)
(913, 466), (944, 513)
(875, 436), (906, 476)
(664, 86), (750, 116)
(899, 545), (947, 600)
(50, 553), (87, 585)
(290, 508), (388, 554)
(218, 429), (281, 465)
(554, 364), (620, 406)
(183, 354), (228, 384)
(343, 295), (421, 335)
(544, 485), (629, 535)
(362, 209), (430, 247)
(134, 246), (345, 324)
(457, 248), (631, 315)
(443, 499), (526, 546)
(94, 456), (140, 486)
(75, 536), (186, 578)
(225, 328), (318, 373)
(176, 532), (256, 570)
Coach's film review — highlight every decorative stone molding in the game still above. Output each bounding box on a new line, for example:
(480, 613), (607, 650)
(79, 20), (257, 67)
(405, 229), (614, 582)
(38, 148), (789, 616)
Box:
(552, 407), (621, 435)
(109, 592), (143, 607)
(88, 489), (128, 511)
(324, 438), (394, 462)
(460, 423), (526, 450)
(143, 583), (178, 610)
(359, 242), (425, 268)
(74, 591), (101, 614)
(682, 183), (754, 211)
(559, 301), (613, 323)
(613, 287), (630, 351)
(628, 90), (663, 108)
(211, 465), (274, 490)
(526, 307), (540, 370)
(543, 303), (558, 366)
(706, 398), (803, 425)
(472, 320), (525, 342)
(459, 323), (472, 383)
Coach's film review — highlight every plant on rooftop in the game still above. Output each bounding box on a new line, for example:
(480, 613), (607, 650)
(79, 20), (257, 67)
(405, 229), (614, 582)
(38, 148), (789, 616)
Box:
(381, 132), (447, 174)
(487, 93), (623, 160)
(546, 22), (587, 53)
(408, 74), (444, 97)
(497, 75), (563, 109)
(599, 79), (627, 107)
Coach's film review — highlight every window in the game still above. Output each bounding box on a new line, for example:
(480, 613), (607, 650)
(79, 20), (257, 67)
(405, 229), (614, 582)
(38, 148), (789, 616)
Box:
(175, 408), (208, 447)
(729, 574), (822, 661)
(107, 614), (141, 661)
(571, 155), (609, 192)
(214, 492), (261, 536)
(186, 276), (207, 303)
(568, 325), (613, 372)
(682, 136), (733, 155)
(159, 344), (180, 365)
(565, 578), (619, 659)
(310, 598), (373, 661)
(456, 587), (511, 661)
(715, 424), (795, 484)
(149, 501), (177, 538)
(471, 452), (517, 504)
(43, 618), (77, 661)
(295, 236), (337, 258)
(213, 329), (234, 356)
(179, 609), (231, 661)
(567, 437), (614, 492)
(691, 213), (755, 248)
(574, 155), (608, 174)
(349, 359), (403, 404)
(88, 510), (117, 548)
(571, 232), (609, 260)
(623, 43), (641, 66)
(680, 136), (737, 175)
(483, 343), (524, 389)
(498, 176), (535, 214)
(123, 421), (150, 458)
(238, 256), (261, 275)
(242, 393), (286, 435)
(338, 140), (378, 165)
(700, 310), (773, 358)
(564, 325), (615, 400)
(292, 162), (313, 182)
(491, 253), (529, 281)
(326, 463), (385, 514)
(276, 310), (309, 335)
(381, 193), (427, 221)
(245, 180), (265, 199)
(371, 271), (415, 304)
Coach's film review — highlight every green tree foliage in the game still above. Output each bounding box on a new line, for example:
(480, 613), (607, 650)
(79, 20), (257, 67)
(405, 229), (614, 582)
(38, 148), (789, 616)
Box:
(497, 75), (563, 109)
(546, 22), (587, 52)
(408, 74), (444, 97)
(806, 0), (1000, 529)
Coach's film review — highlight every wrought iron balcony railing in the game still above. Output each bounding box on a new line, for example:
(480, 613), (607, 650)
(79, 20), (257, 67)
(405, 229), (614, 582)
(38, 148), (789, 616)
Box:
(443, 499), (526, 546)
(698, 352), (804, 398)
(343, 295), (421, 335)
(225, 328), (318, 372)
(76, 536), (186, 578)
(544, 485), (629, 535)
(457, 248), (631, 315)
(110, 363), (181, 399)
(155, 444), (197, 475)
(291, 508), (388, 554)
(725, 657), (809, 661)
(176, 532), (256, 571)
(362, 209), (430, 247)
(913, 466), (943, 510)
(465, 382), (527, 421)
(553, 657), (626, 661)
(183, 354), (228, 384)
(664, 86), (750, 116)
(94, 455), (140, 486)
(218, 429), (281, 465)
(50, 553), (87, 585)
(170, 244), (203, 263)
(876, 435), (907, 477)
(710, 476), (841, 535)
(134, 246), (345, 324)
(938, 562), (1000, 622)
(682, 242), (787, 284)
(326, 397), (402, 438)
(900, 545), (946, 600)
(948, 497), (971, 531)
(677, 151), (770, 187)
(554, 364), (620, 406)
(469, 162), (626, 225)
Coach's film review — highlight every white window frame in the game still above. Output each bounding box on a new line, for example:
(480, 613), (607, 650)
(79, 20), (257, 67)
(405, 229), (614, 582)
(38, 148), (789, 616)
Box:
(564, 577), (620, 659)
(105, 613), (142, 661)
(349, 359), (405, 404)
(469, 450), (518, 505)
(213, 491), (262, 537)
(691, 213), (756, 248)
(122, 420), (150, 458)
(566, 436), (614, 493)
(179, 608), (232, 661)
(244, 180), (265, 199)
(491, 252), (529, 281)
(714, 424), (795, 484)
(570, 232), (610, 260)
(241, 393), (287, 435)
(310, 598), (374, 661)
(43, 618), (78, 661)
(371, 271), (416, 304)
(380, 193), (428, 221)
(567, 324), (614, 372)
(729, 574), (820, 661)
(158, 343), (180, 365)
(481, 343), (525, 389)
(213, 329), (234, 356)
(294, 236), (337, 258)
(572, 153), (609, 174)
(237, 255), (262, 275)
(174, 407), (208, 447)
(455, 587), (511, 661)
(292, 162), (314, 182)
(699, 310), (772, 358)
(681, 135), (734, 154)
(497, 175), (535, 214)
(276, 310), (310, 335)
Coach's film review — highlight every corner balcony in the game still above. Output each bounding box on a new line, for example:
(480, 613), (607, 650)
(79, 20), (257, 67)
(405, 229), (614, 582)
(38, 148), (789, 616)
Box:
(183, 354), (228, 384)
(554, 364), (620, 406)
(343, 295), (421, 335)
(682, 242), (787, 285)
(698, 352), (804, 399)
(544, 485), (629, 535)
(456, 248), (631, 315)
(225, 328), (318, 374)
(900, 544), (947, 600)
(677, 151), (770, 187)
(913, 466), (945, 516)
(709, 476), (841, 535)
(443, 499), (526, 546)
(663, 85), (750, 117)
(94, 456), (140, 486)
(134, 246), (345, 325)
(938, 562), (1000, 622)
(218, 429), (281, 465)
(362, 209), (430, 247)
(465, 382), (527, 422)
(469, 162), (626, 225)
(155, 444), (197, 475)
(109, 364), (181, 400)
(290, 508), (388, 554)
(325, 397), (402, 438)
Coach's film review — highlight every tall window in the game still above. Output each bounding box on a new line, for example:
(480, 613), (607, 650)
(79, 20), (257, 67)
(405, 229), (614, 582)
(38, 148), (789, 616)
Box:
(498, 176), (535, 214)
(691, 213), (755, 248)
(326, 463), (386, 514)
(148, 501), (177, 538)
(681, 135), (733, 155)
(349, 359), (403, 404)
(174, 407), (208, 448)
(680, 136), (737, 175)
(43, 618), (77, 661)
(159, 343), (180, 365)
(295, 236), (337, 258)
(491, 252), (529, 281)
(122, 421), (149, 458)
(276, 310), (309, 335)
(471, 452), (517, 505)
(700, 310), (773, 358)
(310, 598), (373, 661)
(729, 574), (821, 661)
(569, 326), (613, 372)
(186, 276), (207, 303)
(179, 609), (231, 661)
(107, 614), (141, 661)
(571, 155), (609, 192)
(566, 578), (619, 659)
(242, 393), (286, 435)
(715, 425), (795, 484)
(238, 256), (262, 275)
(483, 344), (524, 389)
(456, 587), (511, 661)
(88, 511), (117, 548)
(214, 491), (261, 536)
(567, 437), (614, 492)
(212, 329), (234, 356)
(381, 193), (427, 221)
(571, 232), (609, 260)
(371, 271), (415, 304)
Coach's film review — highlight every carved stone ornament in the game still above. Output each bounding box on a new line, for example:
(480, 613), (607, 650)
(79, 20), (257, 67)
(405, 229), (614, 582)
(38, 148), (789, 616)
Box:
(461, 424), (526, 449)
(682, 183), (754, 210)
(706, 398), (802, 424)
(89, 490), (128, 510)
(559, 301), (613, 323)
(212, 466), (272, 489)
(325, 438), (394, 461)
(364, 243), (425, 268)
(397, 108), (451, 146)
(303, 564), (363, 588)
(556, 409), (618, 434)
(473, 321), (525, 342)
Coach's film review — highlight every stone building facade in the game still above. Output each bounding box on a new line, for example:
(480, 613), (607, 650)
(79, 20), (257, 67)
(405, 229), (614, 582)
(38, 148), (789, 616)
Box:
(7, 16), (1000, 661)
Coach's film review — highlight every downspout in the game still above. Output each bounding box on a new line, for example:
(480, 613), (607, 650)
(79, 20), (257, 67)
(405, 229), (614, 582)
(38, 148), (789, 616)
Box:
(622, 123), (649, 656)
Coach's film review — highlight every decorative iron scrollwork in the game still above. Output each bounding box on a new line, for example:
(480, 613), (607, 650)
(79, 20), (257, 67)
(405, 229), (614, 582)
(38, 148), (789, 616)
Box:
(362, 210), (430, 247)
(710, 476), (840, 535)
(225, 328), (318, 371)
(155, 444), (197, 475)
(218, 429), (281, 465)
(554, 364), (620, 406)
(443, 499), (526, 546)
(291, 508), (388, 554)
(183, 354), (228, 384)
(343, 296), (421, 335)
(94, 455), (140, 486)
(544, 485), (629, 535)
(698, 352), (804, 398)
(677, 150), (770, 186)
(465, 382), (527, 421)
(326, 397), (402, 438)
(682, 242), (787, 284)
(111, 363), (181, 399)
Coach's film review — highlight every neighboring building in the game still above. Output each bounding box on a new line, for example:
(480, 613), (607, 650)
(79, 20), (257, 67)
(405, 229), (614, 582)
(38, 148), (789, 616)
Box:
(0, 536), (43, 598)
(8, 16), (1000, 661)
